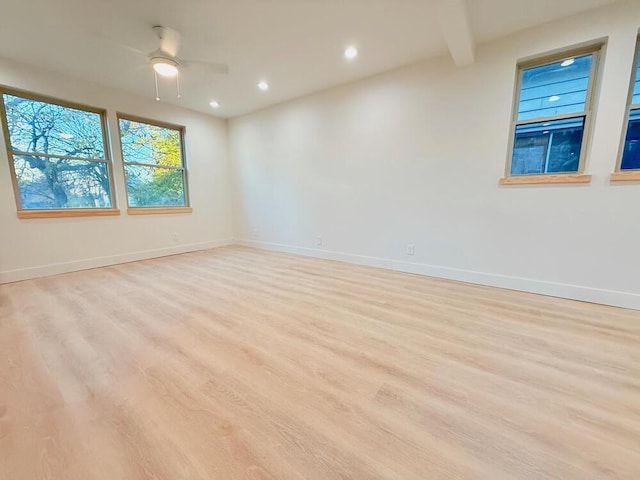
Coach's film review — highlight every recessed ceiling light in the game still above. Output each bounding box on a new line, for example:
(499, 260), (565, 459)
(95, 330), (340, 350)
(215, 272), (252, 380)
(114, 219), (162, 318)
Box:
(151, 57), (179, 77)
(548, 95), (560, 102)
(561, 58), (575, 67)
(209, 100), (220, 109)
(258, 81), (269, 91)
(344, 45), (358, 60)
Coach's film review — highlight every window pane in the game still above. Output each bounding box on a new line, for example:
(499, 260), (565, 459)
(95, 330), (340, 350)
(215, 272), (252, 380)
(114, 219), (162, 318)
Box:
(13, 155), (112, 209)
(511, 117), (584, 175)
(621, 108), (640, 170)
(119, 118), (183, 167)
(2, 94), (105, 159)
(517, 54), (592, 121)
(124, 164), (186, 207)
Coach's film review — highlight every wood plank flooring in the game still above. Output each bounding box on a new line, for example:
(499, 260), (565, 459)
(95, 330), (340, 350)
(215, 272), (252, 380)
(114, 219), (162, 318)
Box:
(1, 246), (639, 479)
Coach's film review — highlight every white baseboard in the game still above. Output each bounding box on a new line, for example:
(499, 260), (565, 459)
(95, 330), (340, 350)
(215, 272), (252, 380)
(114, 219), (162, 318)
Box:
(235, 239), (640, 311)
(0, 239), (233, 284)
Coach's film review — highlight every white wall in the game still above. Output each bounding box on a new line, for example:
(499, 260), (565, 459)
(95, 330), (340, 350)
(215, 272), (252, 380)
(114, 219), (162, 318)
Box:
(0, 58), (233, 282)
(229, 0), (640, 310)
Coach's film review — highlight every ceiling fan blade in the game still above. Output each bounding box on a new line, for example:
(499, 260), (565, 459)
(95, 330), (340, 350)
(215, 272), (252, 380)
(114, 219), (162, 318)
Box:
(120, 44), (149, 57)
(180, 60), (229, 75)
(154, 26), (182, 57)
(97, 35), (148, 57)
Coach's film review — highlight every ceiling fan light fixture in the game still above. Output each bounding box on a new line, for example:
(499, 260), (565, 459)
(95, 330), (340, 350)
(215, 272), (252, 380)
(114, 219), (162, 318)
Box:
(151, 57), (179, 77)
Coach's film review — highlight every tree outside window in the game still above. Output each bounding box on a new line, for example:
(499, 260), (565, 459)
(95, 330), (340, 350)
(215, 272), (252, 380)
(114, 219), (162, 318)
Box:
(0, 91), (114, 210)
(118, 116), (188, 208)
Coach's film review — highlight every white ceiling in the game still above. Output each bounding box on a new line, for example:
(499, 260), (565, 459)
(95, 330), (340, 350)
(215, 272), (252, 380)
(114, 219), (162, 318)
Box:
(0, 0), (616, 118)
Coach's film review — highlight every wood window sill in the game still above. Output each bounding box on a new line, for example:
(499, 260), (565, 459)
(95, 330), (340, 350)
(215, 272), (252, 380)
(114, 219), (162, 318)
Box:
(610, 171), (640, 182)
(127, 207), (193, 215)
(499, 174), (592, 185)
(17, 208), (120, 219)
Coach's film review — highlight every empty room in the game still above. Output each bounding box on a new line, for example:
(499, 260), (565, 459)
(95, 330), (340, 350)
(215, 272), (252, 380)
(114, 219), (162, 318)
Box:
(1, 0), (640, 478)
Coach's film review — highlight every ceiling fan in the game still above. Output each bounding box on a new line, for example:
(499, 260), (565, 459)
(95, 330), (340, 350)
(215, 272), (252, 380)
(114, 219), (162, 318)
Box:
(121, 25), (229, 101)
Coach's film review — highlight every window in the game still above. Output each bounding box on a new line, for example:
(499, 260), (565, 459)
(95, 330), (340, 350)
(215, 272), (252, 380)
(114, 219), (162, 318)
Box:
(618, 40), (640, 173)
(118, 115), (190, 212)
(0, 88), (116, 217)
(504, 46), (601, 183)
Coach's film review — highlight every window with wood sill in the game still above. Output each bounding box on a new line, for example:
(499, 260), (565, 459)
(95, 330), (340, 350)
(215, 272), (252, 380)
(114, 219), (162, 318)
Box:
(612, 38), (640, 183)
(117, 114), (191, 213)
(0, 87), (118, 218)
(501, 44), (603, 186)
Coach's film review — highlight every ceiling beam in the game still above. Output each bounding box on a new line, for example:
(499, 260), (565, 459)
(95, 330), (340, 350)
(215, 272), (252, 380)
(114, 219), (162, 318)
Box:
(437, 0), (475, 67)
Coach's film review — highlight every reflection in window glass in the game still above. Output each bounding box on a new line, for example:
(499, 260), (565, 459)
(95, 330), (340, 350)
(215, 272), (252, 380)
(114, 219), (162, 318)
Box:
(511, 118), (584, 175)
(621, 109), (640, 170)
(517, 55), (592, 121)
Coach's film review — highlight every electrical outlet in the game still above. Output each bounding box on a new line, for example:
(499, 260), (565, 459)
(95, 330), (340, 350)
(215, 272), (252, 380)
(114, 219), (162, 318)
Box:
(406, 244), (415, 255)
(316, 235), (323, 246)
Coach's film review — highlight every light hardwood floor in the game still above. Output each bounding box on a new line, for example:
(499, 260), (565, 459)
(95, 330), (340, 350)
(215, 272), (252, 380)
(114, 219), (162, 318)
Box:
(1, 246), (639, 479)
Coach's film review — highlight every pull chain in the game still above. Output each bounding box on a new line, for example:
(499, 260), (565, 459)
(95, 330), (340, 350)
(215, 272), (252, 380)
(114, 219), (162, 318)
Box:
(176, 71), (181, 99)
(154, 71), (160, 101)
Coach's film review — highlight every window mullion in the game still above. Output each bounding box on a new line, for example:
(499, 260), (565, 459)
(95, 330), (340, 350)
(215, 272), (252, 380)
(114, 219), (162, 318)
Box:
(12, 150), (108, 164)
(515, 112), (587, 126)
(124, 160), (183, 170)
